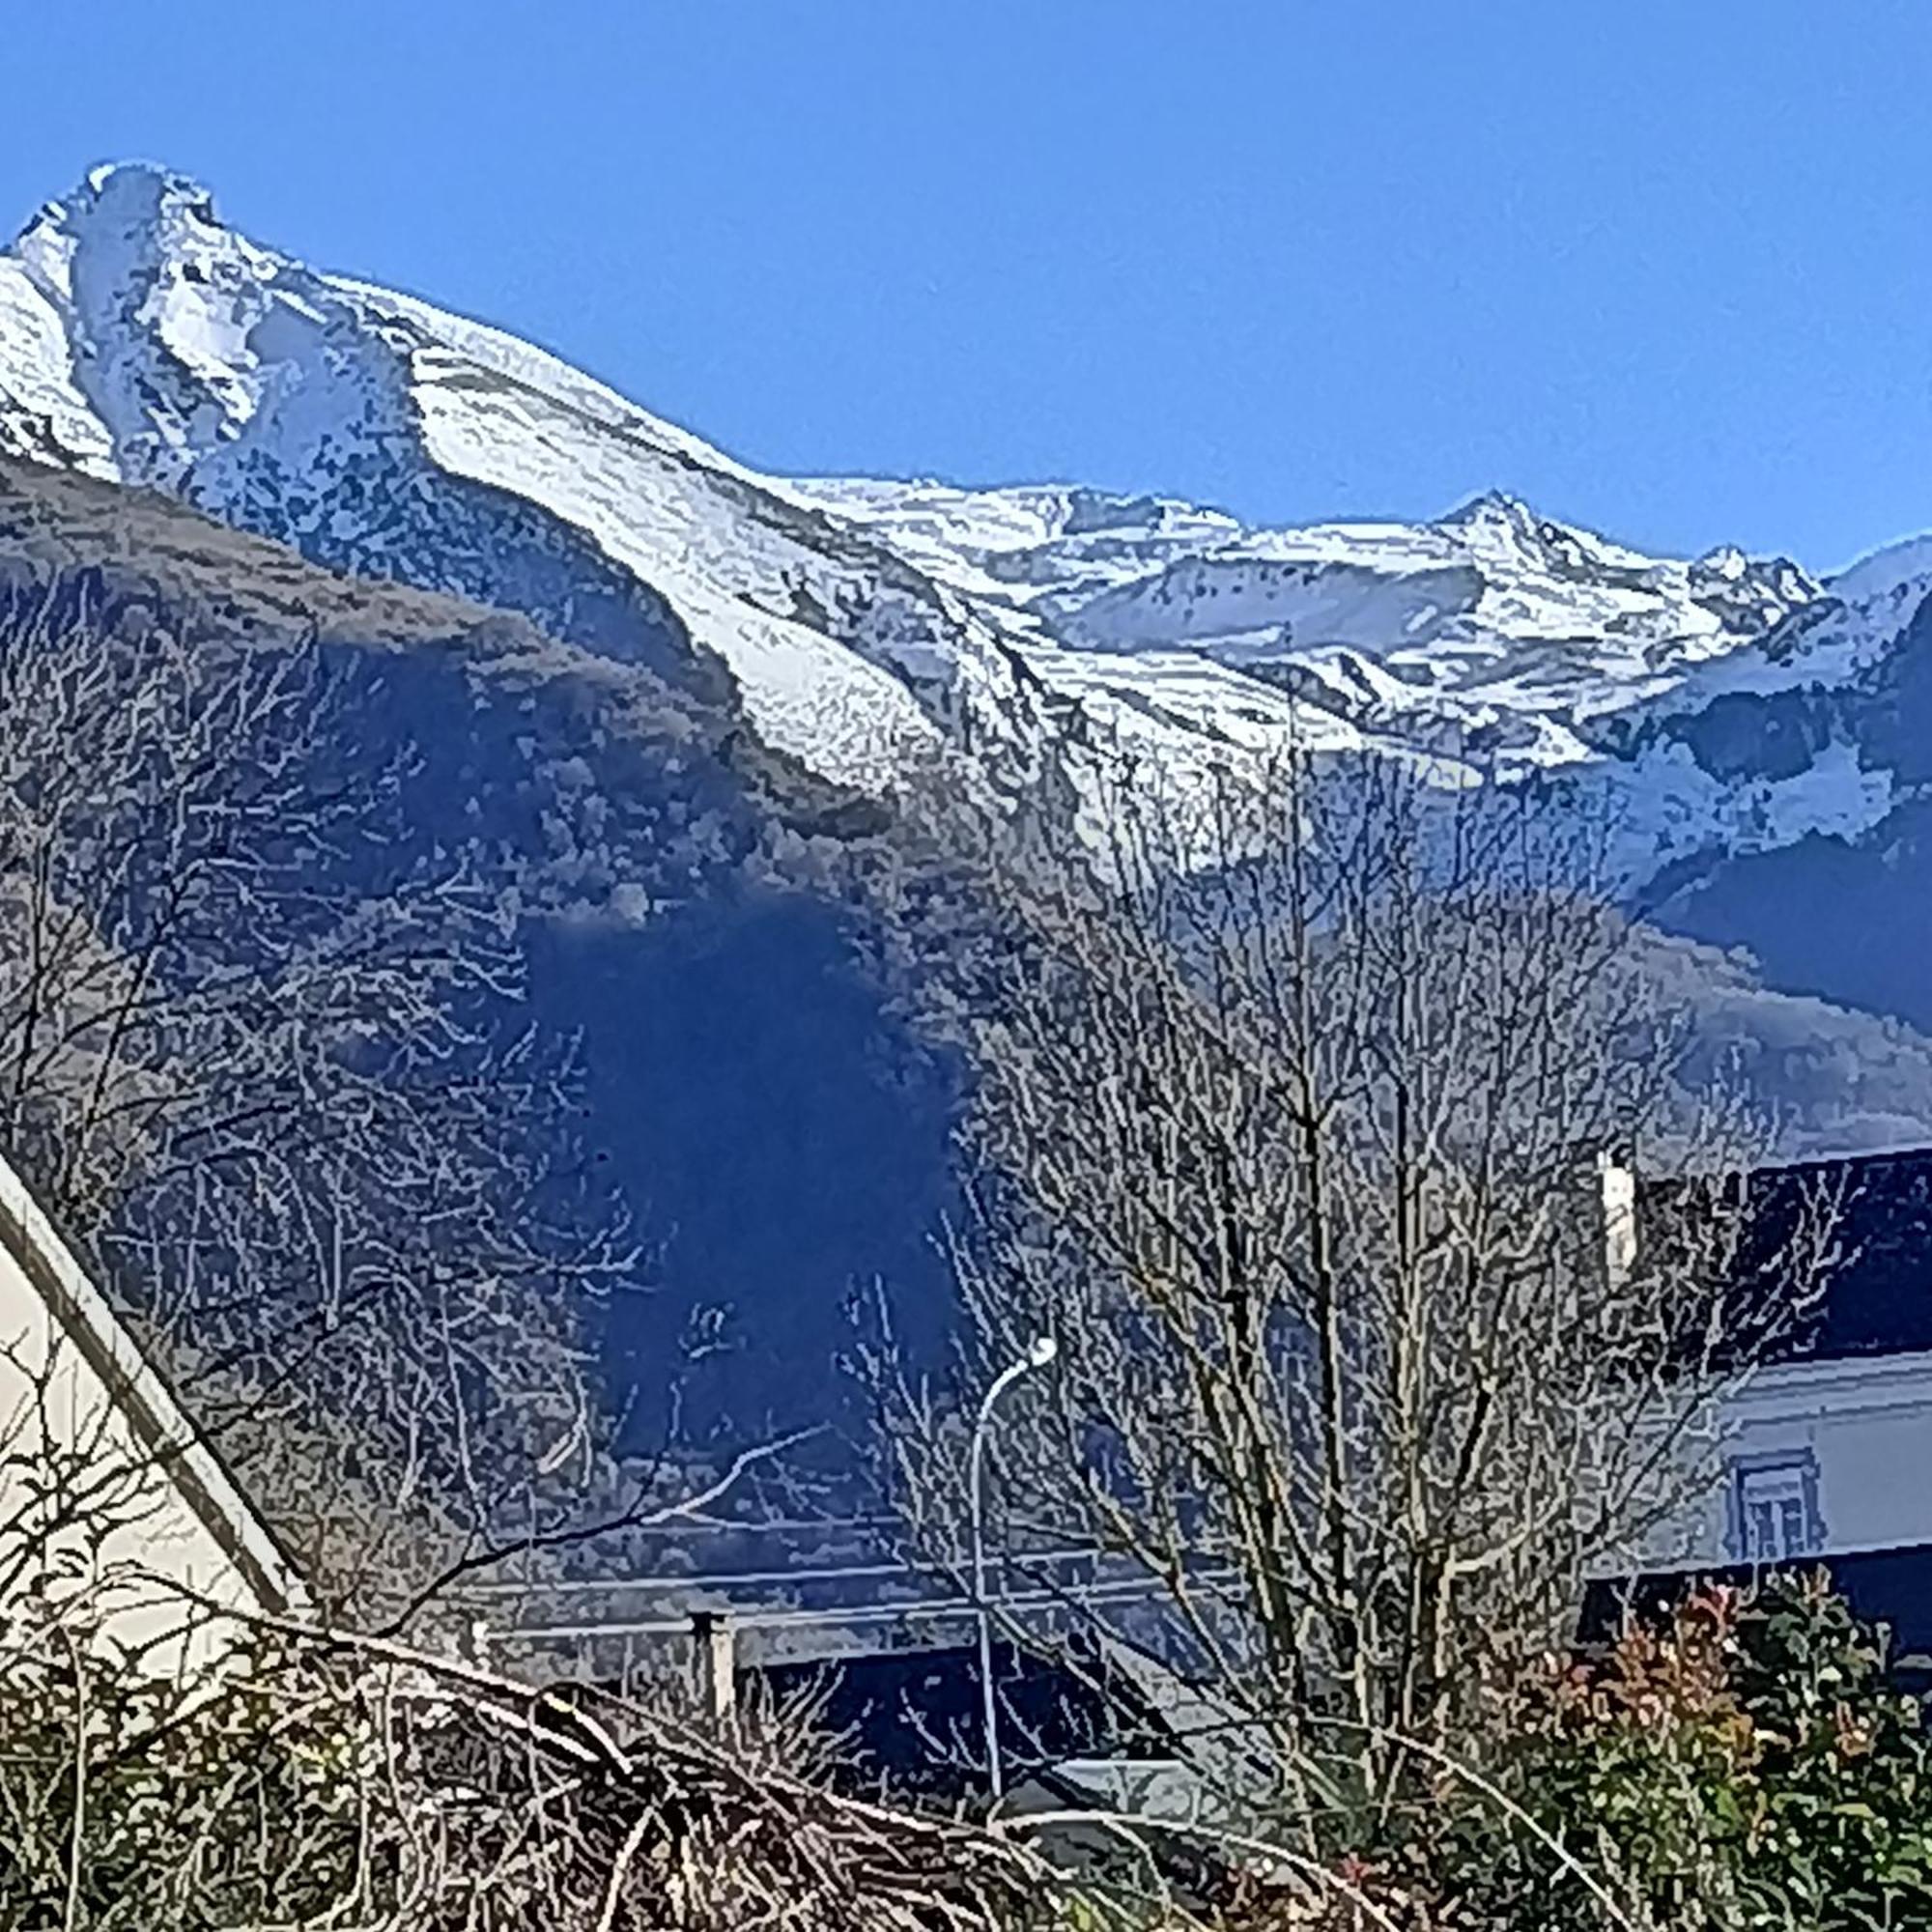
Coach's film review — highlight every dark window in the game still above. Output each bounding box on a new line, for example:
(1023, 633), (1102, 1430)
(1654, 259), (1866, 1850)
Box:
(1728, 1451), (1825, 1563)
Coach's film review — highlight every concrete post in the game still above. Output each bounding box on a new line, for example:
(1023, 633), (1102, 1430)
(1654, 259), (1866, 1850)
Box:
(690, 1610), (737, 1733)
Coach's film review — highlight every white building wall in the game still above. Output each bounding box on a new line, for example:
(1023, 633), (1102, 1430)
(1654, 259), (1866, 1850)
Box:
(1594, 1154), (1932, 1579)
(0, 1154), (305, 1674)
(1650, 1350), (1932, 1572)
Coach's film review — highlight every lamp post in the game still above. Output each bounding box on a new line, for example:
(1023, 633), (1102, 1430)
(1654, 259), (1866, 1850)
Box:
(969, 1332), (1057, 1802)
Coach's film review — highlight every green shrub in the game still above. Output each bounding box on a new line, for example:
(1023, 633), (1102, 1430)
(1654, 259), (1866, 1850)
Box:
(1417, 1573), (1932, 1930)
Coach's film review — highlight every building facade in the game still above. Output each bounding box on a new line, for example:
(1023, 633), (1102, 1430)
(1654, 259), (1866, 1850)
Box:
(1591, 1147), (1932, 1662)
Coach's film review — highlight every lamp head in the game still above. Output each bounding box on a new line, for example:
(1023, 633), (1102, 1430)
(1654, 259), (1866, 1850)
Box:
(1024, 1334), (1058, 1370)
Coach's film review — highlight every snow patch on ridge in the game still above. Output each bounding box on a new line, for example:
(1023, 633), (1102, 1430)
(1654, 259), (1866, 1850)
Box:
(0, 261), (115, 476)
(397, 352), (938, 787)
(1605, 734), (1899, 882)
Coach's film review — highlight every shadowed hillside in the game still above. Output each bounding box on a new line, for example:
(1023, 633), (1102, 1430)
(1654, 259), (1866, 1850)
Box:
(0, 460), (956, 1454)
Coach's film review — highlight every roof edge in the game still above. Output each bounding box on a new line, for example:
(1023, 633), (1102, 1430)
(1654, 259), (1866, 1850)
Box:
(0, 1150), (311, 1624)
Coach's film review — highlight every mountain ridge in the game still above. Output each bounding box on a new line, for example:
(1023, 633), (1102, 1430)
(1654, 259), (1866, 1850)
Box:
(5, 158), (1932, 1033)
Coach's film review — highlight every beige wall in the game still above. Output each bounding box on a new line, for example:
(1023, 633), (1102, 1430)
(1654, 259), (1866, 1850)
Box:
(0, 1155), (304, 1676)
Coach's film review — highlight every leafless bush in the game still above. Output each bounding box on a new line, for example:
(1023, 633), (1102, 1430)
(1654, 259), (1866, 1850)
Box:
(0, 1386), (1020, 1925)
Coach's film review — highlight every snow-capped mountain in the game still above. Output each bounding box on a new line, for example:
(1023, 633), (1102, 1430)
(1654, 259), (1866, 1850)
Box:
(3, 162), (1930, 895)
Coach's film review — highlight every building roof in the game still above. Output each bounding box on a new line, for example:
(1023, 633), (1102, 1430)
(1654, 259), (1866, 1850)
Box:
(758, 1636), (1124, 1799)
(1643, 1145), (1932, 1364)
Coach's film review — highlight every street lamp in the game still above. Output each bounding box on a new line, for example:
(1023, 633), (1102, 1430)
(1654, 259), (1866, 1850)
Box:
(969, 1332), (1058, 1802)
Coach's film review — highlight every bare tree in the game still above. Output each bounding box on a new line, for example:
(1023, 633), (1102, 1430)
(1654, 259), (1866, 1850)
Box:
(0, 573), (655, 1621)
(860, 739), (1834, 1838)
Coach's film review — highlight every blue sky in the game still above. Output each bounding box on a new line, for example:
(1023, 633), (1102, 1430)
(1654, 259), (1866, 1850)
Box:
(6, 0), (1930, 571)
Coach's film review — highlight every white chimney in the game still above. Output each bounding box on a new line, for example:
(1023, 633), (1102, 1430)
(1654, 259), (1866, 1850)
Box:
(1600, 1148), (1637, 1293)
